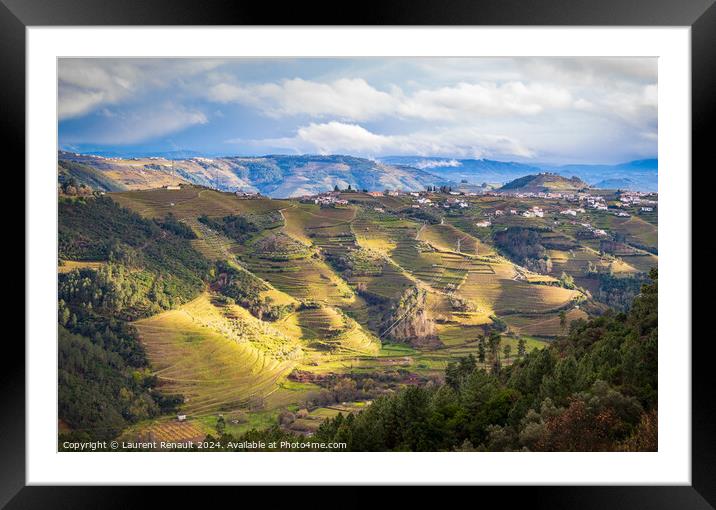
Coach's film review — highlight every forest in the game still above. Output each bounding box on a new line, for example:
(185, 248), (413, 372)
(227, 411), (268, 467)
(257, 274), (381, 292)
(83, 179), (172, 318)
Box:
(58, 197), (210, 441)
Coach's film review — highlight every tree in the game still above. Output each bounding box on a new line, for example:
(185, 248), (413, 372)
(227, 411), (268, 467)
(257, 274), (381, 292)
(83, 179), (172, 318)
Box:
(503, 344), (512, 361)
(559, 310), (567, 330)
(517, 338), (527, 359)
(216, 415), (226, 435)
(488, 332), (502, 374)
(477, 337), (486, 364)
(446, 354), (477, 390)
(334, 184), (340, 192)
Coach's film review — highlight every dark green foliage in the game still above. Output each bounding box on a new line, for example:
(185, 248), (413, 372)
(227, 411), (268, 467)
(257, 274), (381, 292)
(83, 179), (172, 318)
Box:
(214, 261), (293, 321)
(493, 227), (548, 264)
(308, 271), (657, 451)
(58, 326), (178, 440)
(58, 196), (208, 440)
(588, 271), (648, 311)
(59, 196), (155, 261)
(158, 213), (196, 239)
(401, 207), (442, 225)
(59, 197), (209, 316)
(199, 214), (258, 242)
(445, 354), (477, 390)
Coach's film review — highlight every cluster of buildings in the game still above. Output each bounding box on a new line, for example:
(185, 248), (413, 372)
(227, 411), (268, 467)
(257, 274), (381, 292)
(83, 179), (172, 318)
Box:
(559, 207), (586, 216)
(235, 189), (260, 199)
(402, 191), (469, 210)
(306, 191), (349, 206)
(522, 206), (545, 218)
(580, 194), (609, 210)
(617, 191), (658, 213)
(618, 190), (657, 205)
(576, 222), (608, 238)
(496, 191), (561, 199)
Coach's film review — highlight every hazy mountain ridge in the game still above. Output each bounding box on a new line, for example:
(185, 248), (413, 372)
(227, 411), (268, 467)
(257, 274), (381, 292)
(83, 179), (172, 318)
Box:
(58, 152), (446, 198)
(58, 151), (657, 196)
(380, 156), (657, 191)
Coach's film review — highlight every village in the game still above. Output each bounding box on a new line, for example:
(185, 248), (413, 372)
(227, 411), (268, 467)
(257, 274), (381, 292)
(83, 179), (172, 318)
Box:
(151, 180), (657, 246)
(286, 184), (657, 230)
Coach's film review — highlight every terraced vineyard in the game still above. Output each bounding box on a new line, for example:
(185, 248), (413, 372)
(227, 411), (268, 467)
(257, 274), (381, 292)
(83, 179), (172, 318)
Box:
(504, 308), (589, 338)
(83, 186), (657, 443)
(135, 294), (297, 417)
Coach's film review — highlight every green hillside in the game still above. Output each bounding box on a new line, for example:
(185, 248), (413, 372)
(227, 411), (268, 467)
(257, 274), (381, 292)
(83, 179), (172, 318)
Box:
(500, 173), (589, 192)
(57, 186), (657, 450)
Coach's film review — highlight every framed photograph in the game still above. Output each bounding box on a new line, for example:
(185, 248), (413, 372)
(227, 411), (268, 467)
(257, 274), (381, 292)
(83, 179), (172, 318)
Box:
(8, 0), (712, 503)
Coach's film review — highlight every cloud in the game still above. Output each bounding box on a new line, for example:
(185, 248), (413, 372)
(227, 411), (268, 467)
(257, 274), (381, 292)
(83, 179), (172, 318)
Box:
(207, 77), (579, 121)
(64, 103), (208, 145)
(59, 57), (657, 163)
(413, 159), (462, 169)
(58, 58), (223, 120)
(398, 82), (574, 120)
(233, 121), (535, 159)
(572, 83), (657, 127)
(208, 78), (397, 121)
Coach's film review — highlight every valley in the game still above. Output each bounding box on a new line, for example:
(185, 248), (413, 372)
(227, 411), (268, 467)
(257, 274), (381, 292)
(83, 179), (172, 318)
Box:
(58, 179), (657, 446)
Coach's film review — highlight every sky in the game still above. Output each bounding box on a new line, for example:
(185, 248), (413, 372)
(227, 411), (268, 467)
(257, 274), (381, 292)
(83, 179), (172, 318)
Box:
(58, 57), (657, 165)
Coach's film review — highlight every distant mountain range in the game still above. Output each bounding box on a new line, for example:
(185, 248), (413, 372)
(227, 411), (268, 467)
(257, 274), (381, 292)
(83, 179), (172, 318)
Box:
(58, 151), (657, 197)
(380, 156), (657, 192)
(58, 152), (446, 198)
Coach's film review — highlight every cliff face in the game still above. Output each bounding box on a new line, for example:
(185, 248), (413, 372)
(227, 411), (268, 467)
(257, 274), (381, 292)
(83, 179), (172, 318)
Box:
(387, 287), (439, 348)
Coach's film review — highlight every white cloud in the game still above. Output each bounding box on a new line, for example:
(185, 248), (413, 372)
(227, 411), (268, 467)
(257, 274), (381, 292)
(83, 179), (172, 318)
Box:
(234, 121), (535, 159)
(414, 159), (462, 169)
(208, 78), (396, 121)
(64, 103), (208, 145)
(59, 57), (657, 163)
(398, 82), (574, 120)
(207, 77), (579, 121)
(58, 59), (223, 120)
(59, 87), (107, 119)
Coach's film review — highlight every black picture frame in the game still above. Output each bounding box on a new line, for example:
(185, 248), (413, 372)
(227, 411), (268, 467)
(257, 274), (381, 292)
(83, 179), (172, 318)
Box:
(5, 0), (712, 505)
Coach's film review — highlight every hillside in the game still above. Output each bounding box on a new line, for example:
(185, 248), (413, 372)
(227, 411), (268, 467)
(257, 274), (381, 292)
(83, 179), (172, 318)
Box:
(58, 160), (128, 192)
(594, 177), (636, 190)
(58, 152), (443, 198)
(499, 173), (589, 193)
(57, 185), (657, 447)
